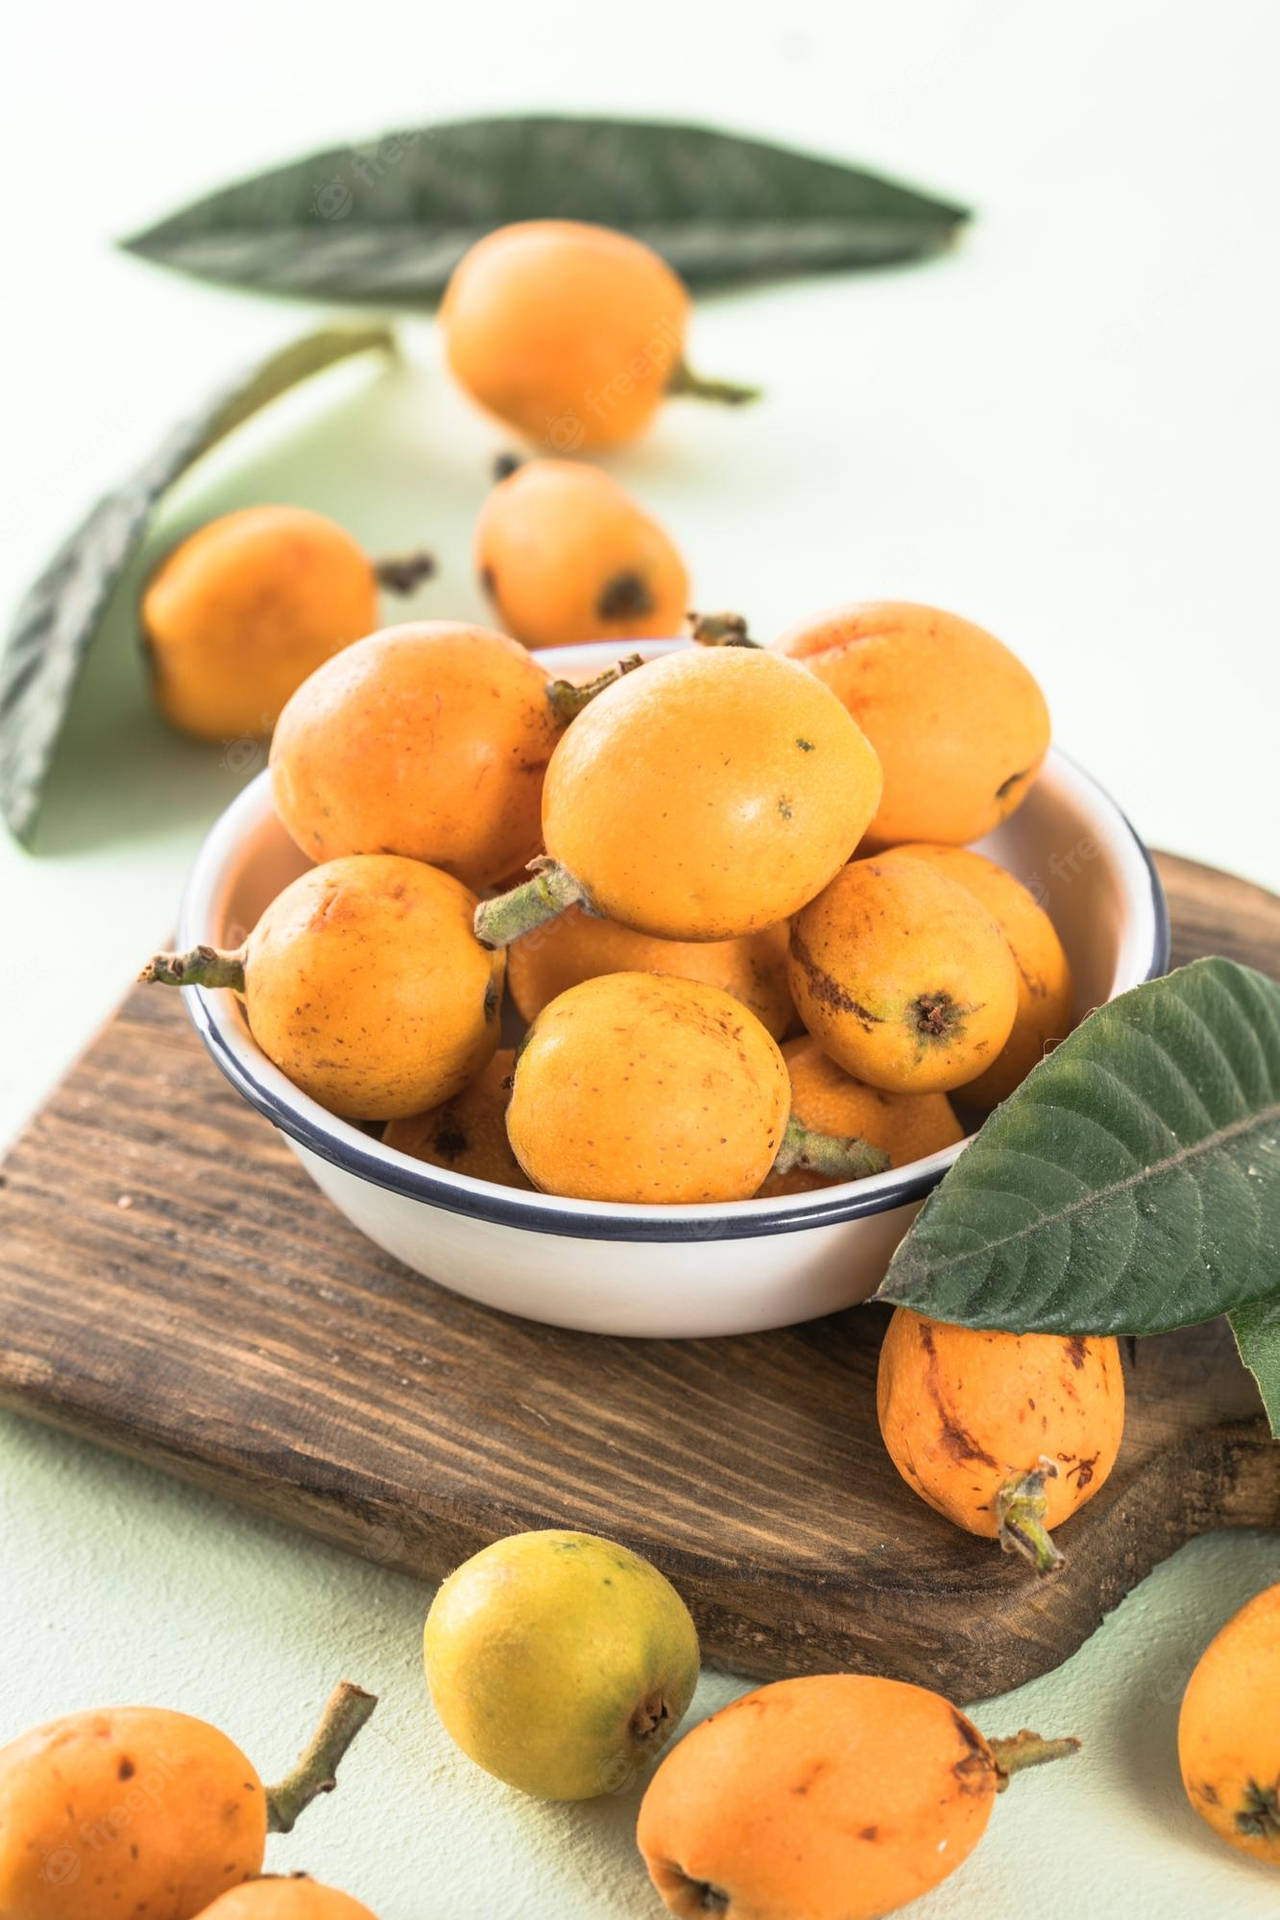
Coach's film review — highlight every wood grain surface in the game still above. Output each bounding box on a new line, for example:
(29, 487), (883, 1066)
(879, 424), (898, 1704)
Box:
(1, 851), (1278, 1696)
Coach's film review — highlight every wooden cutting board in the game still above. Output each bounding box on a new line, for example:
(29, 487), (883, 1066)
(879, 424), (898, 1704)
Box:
(2, 852), (1278, 1698)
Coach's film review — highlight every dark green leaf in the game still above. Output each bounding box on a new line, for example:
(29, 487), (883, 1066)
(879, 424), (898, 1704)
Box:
(877, 958), (1280, 1336)
(120, 115), (969, 305)
(1231, 1296), (1280, 1437)
(0, 323), (393, 845)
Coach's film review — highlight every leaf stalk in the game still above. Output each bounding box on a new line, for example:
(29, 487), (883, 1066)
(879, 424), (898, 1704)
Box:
(474, 858), (590, 950)
(545, 653), (645, 726)
(989, 1727), (1081, 1790)
(772, 1118), (890, 1182)
(995, 1458), (1064, 1575)
(265, 1680), (378, 1834)
(139, 944), (247, 991)
(667, 360), (761, 407)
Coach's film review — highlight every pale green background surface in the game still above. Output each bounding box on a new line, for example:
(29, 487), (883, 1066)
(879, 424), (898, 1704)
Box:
(2, 3), (1279, 1915)
(4, 1411), (1280, 1917)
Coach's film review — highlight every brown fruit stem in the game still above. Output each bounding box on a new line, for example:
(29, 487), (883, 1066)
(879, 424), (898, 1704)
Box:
(629, 1689), (676, 1753)
(374, 550), (436, 594)
(545, 652), (645, 726)
(995, 1458), (1065, 1575)
(138, 943), (247, 991)
(264, 1680), (379, 1834)
(989, 1727), (1082, 1790)
(687, 610), (762, 649)
(474, 857), (591, 949)
(667, 359), (761, 407)
(772, 1118), (891, 1182)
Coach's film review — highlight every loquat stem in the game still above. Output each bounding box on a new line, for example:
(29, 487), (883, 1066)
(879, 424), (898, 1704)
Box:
(374, 550), (436, 594)
(688, 610), (762, 649)
(989, 1727), (1082, 1790)
(667, 360), (761, 407)
(545, 653), (645, 726)
(474, 857), (591, 950)
(139, 943), (247, 991)
(995, 1458), (1065, 1575)
(772, 1117), (891, 1182)
(265, 1680), (379, 1834)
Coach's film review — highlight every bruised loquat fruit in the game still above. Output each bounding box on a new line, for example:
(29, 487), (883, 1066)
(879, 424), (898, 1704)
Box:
(0, 1709), (266, 1920)
(0, 1684), (374, 1920)
(476, 646), (882, 948)
(755, 1035), (962, 1197)
(141, 856), (503, 1121)
(637, 1672), (1079, 1920)
(506, 973), (888, 1206)
(877, 1308), (1125, 1572)
(194, 1880), (380, 1919)
(507, 972), (786, 1204)
(383, 1049), (531, 1189)
(142, 505), (431, 742)
(788, 855), (1019, 1093)
(424, 1529), (700, 1801)
(886, 843), (1074, 1105)
(505, 906), (794, 1039)
(441, 220), (755, 452)
(1179, 1582), (1280, 1865)
(475, 458), (689, 649)
(773, 601), (1051, 848)
(269, 622), (584, 893)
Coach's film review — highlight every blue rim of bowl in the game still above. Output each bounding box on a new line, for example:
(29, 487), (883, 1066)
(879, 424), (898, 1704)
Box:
(184, 794), (1171, 1246)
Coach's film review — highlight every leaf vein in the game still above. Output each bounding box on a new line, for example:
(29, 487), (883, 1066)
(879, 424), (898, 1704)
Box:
(904, 1100), (1280, 1287)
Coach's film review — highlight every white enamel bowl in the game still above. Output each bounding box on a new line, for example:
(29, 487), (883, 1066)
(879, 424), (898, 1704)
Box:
(174, 640), (1169, 1338)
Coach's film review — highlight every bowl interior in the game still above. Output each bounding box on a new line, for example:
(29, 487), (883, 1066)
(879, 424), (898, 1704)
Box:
(179, 640), (1165, 1229)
